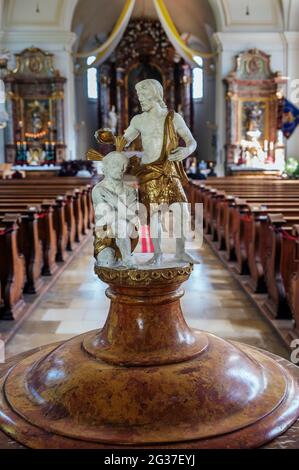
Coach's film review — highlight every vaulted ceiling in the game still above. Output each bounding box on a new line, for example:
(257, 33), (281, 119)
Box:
(1, 0), (299, 48)
(71, 0), (217, 53)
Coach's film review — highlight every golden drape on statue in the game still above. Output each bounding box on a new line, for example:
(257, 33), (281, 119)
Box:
(128, 110), (189, 215)
(94, 226), (138, 260)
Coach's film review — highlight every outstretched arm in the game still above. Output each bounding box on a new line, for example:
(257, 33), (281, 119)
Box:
(169, 112), (197, 162)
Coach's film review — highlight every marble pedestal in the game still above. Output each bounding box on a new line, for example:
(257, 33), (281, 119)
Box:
(0, 264), (298, 449)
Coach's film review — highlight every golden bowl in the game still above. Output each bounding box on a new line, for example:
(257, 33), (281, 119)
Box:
(95, 129), (115, 145)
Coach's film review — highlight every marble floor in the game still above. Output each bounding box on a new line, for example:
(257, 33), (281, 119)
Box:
(4, 237), (289, 360)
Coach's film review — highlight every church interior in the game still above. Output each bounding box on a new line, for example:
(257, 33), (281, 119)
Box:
(0, 0), (299, 451)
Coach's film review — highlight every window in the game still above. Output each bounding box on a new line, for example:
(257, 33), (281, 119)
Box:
(87, 56), (98, 100)
(192, 56), (203, 101)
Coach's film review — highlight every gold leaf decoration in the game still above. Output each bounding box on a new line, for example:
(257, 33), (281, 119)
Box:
(86, 148), (104, 161)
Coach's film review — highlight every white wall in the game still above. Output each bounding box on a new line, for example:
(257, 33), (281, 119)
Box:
(75, 70), (98, 159)
(193, 73), (216, 163)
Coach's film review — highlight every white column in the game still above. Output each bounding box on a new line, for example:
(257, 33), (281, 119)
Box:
(211, 34), (226, 176)
(0, 30), (77, 161)
(0, 132), (4, 164)
(0, 0), (5, 162)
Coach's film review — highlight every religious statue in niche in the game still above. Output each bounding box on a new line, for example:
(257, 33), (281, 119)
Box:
(108, 105), (118, 135)
(239, 102), (267, 167)
(25, 100), (48, 138)
(90, 79), (197, 269)
(245, 103), (263, 133)
(26, 146), (46, 166)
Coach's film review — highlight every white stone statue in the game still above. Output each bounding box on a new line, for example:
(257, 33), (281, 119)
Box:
(177, 104), (184, 118)
(108, 105), (118, 135)
(123, 79), (197, 265)
(92, 151), (138, 269)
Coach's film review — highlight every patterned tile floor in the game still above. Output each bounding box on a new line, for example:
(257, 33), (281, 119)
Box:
(4, 237), (290, 360)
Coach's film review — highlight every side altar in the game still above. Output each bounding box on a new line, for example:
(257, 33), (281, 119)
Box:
(3, 47), (67, 165)
(0, 80), (298, 449)
(224, 49), (287, 175)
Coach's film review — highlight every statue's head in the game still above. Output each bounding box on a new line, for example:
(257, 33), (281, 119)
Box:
(135, 79), (167, 112)
(102, 151), (129, 181)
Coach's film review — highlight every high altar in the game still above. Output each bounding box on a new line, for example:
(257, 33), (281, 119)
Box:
(97, 19), (193, 137)
(224, 49), (287, 175)
(3, 47), (67, 165)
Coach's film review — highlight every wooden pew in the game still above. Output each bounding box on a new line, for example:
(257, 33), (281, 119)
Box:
(225, 201), (299, 318)
(0, 215), (25, 320)
(191, 178), (299, 325)
(0, 194), (68, 263)
(232, 199), (299, 275)
(207, 188), (299, 260)
(0, 177), (96, 324)
(0, 198), (63, 265)
(0, 178), (94, 233)
(0, 185), (88, 242)
(0, 205), (43, 294)
(0, 193), (73, 252)
(287, 225), (299, 337)
(262, 214), (299, 319)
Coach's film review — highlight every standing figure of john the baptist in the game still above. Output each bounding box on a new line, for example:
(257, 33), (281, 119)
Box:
(123, 78), (197, 265)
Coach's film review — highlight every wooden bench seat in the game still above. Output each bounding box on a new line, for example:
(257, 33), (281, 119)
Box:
(0, 198), (66, 265)
(0, 177), (97, 325)
(0, 205), (45, 295)
(0, 178), (94, 231)
(189, 177), (299, 332)
(0, 215), (25, 320)
(0, 186), (90, 241)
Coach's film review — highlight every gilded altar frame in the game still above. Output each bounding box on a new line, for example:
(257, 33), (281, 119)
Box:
(97, 19), (193, 139)
(4, 47), (67, 164)
(224, 49), (286, 172)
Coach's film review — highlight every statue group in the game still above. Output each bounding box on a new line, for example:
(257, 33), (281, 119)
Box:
(0, 83), (298, 452)
(92, 79), (197, 269)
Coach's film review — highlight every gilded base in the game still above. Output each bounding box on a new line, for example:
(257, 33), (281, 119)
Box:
(0, 265), (298, 449)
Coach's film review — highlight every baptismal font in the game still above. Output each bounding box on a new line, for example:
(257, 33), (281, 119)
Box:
(0, 80), (298, 449)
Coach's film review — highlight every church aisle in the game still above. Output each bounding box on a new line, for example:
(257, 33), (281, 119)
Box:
(5, 238), (289, 360)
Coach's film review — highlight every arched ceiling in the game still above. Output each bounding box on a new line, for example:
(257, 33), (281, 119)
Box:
(209, 0), (284, 32)
(0, 0), (77, 31)
(71, 0), (217, 54)
(282, 0), (299, 31)
(1, 0), (298, 44)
